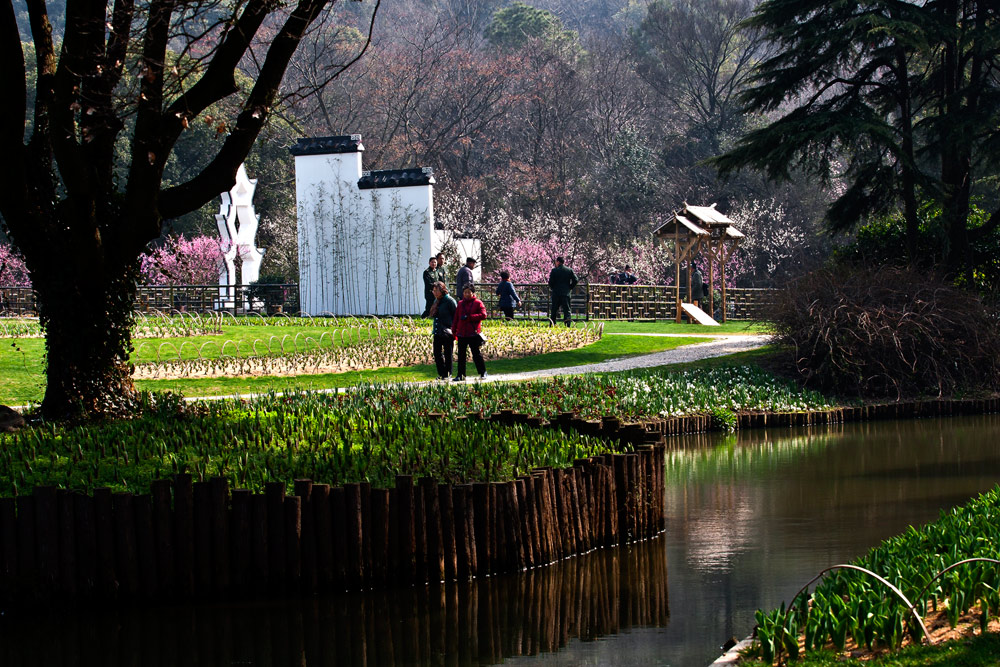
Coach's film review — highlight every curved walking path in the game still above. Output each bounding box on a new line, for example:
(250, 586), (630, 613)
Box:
(478, 334), (771, 383)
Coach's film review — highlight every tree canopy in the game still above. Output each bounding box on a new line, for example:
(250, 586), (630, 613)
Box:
(711, 0), (1000, 282)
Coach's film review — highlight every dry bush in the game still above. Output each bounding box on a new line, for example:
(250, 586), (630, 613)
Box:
(769, 266), (1000, 398)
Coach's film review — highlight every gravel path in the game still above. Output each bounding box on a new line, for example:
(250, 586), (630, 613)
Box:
(473, 334), (772, 383)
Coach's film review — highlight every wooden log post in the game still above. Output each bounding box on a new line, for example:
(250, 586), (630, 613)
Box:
(344, 482), (364, 588)
(330, 485), (347, 589)
(113, 492), (139, 597)
(370, 488), (390, 588)
(210, 477), (230, 592)
(230, 489), (251, 590)
(151, 480), (175, 595)
(421, 478), (444, 583)
(192, 482), (213, 593)
(0, 497), (14, 600)
(134, 494), (158, 598)
(396, 476), (416, 585)
(56, 489), (77, 597)
(360, 482), (373, 583)
(15, 495), (37, 598)
(472, 483), (490, 574)
(285, 496), (302, 590)
(438, 484), (457, 581)
(265, 482), (286, 591)
(33, 486), (58, 595)
(312, 484), (333, 589)
(173, 474), (194, 597)
(294, 480), (316, 593)
(74, 492), (96, 596)
(250, 493), (269, 592)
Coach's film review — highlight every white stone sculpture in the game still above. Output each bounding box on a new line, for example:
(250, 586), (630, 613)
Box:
(216, 164), (265, 308)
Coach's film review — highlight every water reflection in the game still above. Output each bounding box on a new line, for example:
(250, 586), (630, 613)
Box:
(0, 536), (668, 666)
(4, 416), (999, 666)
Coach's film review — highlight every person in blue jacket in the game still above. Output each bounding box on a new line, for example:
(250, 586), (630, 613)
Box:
(496, 270), (521, 320)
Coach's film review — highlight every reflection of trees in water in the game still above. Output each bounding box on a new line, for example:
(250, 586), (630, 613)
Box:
(1, 537), (668, 666)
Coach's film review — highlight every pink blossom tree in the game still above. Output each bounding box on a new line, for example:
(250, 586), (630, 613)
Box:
(140, 235), (224, 285)
(0, 244), (31, 287)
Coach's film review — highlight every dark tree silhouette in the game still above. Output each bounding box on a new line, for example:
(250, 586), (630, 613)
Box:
(1, 0), (377, 417)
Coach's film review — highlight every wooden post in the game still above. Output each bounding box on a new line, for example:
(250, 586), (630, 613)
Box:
(56, 489), (77, 597)
(74, 493), (96, 595)
(294, 479), (316, 593)
(250, 493), (269, 591)
(230, 489), (251, 590)
(421, 478), (444, 583)
(210, 477), (230, 592)
(370, 488), (390, 587)
(173, 474), (194, 597)
(33, 486), (58, 594)
(344, 482), (364, 588)
(285, 496), (302, 590)
(193, 481), (213, 593)
(312, 484), (333, 589)
(330, 486), (347, 588)
(0, 497), (16, 599)
(396, 476), (416, 584)
(439, 484), (457, 581)
(453, 485), (472, 578)
(134, 494), (158, 597)
(265, 482), (286, 590)
(151, 479), (175, 594)
(113, 492), (139, 597)
(472, 483), (490, 574)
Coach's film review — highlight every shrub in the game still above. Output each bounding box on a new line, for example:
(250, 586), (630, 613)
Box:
(770, 266), (1000, 398)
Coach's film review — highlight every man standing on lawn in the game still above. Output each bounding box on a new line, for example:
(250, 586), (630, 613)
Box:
(548, 256), (578, 327)
(421, 257), (438, 317)
(456, 257), (476, 297)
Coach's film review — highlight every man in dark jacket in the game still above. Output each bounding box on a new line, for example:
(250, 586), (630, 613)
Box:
(455, 257), (476, 297)
(435, 252), (448, 285)
(421, 257), (438, 317)
(548, 256), (578, 327)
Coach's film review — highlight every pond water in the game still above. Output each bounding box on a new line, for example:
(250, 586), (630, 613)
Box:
(3, 415), (1000, 666)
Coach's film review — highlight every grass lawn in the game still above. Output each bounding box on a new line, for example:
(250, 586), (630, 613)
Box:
(599, 320), (770, 335)
(0, 327), (712, 403)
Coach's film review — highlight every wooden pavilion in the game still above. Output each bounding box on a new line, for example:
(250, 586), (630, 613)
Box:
(652, 203), (745, 324)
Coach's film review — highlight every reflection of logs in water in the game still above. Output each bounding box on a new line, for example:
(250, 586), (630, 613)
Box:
(0, 536), (669, 666)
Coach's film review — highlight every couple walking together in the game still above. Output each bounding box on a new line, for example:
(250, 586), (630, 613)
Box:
(428, 282), (487, 382)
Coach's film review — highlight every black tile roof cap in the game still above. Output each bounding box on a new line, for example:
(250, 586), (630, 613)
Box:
(358, 167), (435, 190)
(289, 135), (363, 156)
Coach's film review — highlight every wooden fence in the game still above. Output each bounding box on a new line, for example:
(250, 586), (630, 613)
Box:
(0, 443), (664, 605)
(1, 283), (776, 320)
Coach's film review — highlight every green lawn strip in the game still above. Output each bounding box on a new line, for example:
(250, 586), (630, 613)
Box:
(599, 320), (771, 335)
(135, 335), (710, 398)
(0, 337), (46, 407)
(740, 633), (1000, 666)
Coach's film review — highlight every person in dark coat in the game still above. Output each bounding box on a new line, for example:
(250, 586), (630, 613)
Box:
(548, 256), (578, 327)
(435, 252), (448, 285)
(429, 281), (457, 380)
(618, 266), (638, 285)
(496, 270), (521, 320)
(690, 265), (704, 307)
(455, 257), (476, 297)
(421, 257), (438, 317)
(452, 285), (487, 380)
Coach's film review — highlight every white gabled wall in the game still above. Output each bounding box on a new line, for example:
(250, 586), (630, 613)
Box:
(293, 146), (435, 315)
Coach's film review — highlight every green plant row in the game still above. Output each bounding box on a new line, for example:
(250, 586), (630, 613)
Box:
(337, 364), (832, 422)
(0, 392), (619, 496)
(751, 485), (1000, 663)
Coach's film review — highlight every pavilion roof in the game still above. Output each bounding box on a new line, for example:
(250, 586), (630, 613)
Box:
(652, 204), (743, 239)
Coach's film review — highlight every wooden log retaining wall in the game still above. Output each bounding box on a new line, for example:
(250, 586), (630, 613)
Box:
(0, 447), (665, 605)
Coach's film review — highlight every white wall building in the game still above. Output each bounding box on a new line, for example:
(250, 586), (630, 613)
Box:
(291, 135), (479, 315)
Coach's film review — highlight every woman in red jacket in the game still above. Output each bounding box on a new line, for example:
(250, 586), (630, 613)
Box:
(452, 285), (487, 381)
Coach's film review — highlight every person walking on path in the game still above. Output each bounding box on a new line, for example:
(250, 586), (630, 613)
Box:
(548, 256), (578, 327)
(428, 281), (457, 380)
(496, 270), (521, 320)
(455, 257), (476, 297)
(452, 285), (487, 380)
(421, 257), (438, 317)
